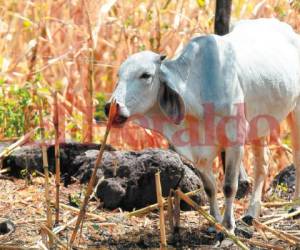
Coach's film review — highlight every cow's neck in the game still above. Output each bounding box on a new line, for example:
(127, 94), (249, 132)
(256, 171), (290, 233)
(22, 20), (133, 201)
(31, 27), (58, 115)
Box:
(134, 103), (197, 160)
(140, 103), (182, 143)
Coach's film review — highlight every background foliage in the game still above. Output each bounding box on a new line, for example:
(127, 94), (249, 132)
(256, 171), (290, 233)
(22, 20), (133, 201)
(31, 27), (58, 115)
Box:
(0, 0), (299, 188)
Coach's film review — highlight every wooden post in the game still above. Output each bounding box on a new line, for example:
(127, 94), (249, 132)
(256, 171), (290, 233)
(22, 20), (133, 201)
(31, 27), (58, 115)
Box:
(155, 172), (167, 249)
(214, 0), (232, 35)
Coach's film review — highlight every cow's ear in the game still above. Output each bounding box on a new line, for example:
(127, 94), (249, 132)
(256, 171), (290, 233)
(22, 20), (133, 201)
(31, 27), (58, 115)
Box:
(158, 80), (185, 124)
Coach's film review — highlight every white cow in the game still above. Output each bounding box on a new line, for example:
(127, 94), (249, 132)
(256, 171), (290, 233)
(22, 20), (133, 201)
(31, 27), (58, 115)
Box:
(105, 18), (300, 232)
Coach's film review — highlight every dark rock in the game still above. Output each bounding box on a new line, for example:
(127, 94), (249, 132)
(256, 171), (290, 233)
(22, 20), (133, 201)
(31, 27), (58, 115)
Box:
(4, 143), (205, 211)
(96, 178), (127, 209)
(3, 145), (44, 175)
(3, 142), (114, 183)
(268, 164), (295, 199)
(0, 219), (15, 235)
(90, 149), (206, 210)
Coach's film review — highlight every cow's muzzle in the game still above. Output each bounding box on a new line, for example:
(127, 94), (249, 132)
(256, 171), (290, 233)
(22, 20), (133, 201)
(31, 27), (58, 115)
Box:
(104, 102), (128, 125)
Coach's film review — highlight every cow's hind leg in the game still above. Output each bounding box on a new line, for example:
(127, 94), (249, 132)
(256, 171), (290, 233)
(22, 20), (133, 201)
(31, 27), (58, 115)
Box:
(222, 146), (243, 232)
(288, 107), (300, 201)
(243, 138), (269, 222)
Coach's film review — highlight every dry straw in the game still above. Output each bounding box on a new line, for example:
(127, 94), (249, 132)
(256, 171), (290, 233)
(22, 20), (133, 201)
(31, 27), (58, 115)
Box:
(69, 99), (117, 246)
(155, 172), (167, 249)
(176, 189), (249, 250)
(37, 97), (53, 247)
(53, 91), (61, 225)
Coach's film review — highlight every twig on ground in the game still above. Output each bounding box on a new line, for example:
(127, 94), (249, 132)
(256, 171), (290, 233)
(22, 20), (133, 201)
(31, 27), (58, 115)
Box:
(237, 237), (284, 250)
(253, 218), (300, 246)
(51, 201), (106, 222)
(53, 217), (77, 234)
(0, 245), (39, 250)
(41, 224), (68, 249)
(176, 189), (249, 250)
(262, 200), (300, 208)
(127, 188), (203, 217)
(0, 128), (37, 163)
(263, 208), (300, 225)
(0, 168), (10, 174)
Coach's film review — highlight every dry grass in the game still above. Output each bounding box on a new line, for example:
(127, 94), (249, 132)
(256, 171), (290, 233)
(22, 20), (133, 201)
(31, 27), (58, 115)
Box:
(0, 0), (299, 182)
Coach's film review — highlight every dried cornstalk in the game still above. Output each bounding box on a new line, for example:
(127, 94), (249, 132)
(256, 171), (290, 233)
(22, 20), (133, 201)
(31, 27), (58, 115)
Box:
(252, 218), (300, 246)
(237, 237), (284, 250)
(83, 0), (94, 143)
(53, 91), (61, 225)
(167, 189), (174, 232)
(38, 98), (53, 247)
(176, 189), (249, 250)
(51, 201), (105, 222)
(0, 128), (37, 162)
(69, 99), (117, 246)
(41, 224), (67, 250)
(0, 245), (39, 250)
(127, 188), (202, 217)
(0, 168), (10, 174)
(262, 200), (298, 208)
(155, 172), (167, 249)
(263, 208), (300, 225)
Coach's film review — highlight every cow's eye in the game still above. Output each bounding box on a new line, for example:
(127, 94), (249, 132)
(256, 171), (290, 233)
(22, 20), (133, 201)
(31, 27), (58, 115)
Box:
(140, 72), (151, 79)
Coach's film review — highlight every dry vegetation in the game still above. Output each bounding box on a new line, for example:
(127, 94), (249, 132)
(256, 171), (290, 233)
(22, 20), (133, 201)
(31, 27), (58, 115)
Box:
(1, 0), (300, 249)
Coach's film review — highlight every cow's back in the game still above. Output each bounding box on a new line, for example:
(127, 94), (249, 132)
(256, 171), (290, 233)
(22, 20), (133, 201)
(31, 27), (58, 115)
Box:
(225, 19), (300, 136)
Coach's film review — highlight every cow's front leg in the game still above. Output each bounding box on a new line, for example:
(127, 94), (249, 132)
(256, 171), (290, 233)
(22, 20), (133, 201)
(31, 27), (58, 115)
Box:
(196, 147), (222, 222)
(222, 146), (243, 232)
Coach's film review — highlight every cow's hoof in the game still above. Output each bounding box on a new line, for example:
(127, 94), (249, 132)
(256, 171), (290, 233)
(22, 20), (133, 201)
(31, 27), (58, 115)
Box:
(216, 232), (225, 242)
(236, 180), (251, 199)
(241, 215), (254, 226)
(235, 220), (254, 238)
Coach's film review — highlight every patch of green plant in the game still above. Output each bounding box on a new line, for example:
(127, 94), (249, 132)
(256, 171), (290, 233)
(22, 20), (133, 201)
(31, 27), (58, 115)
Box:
(20, 167), (34, 185)
(0, 82), (34, 137)
(94, 92), (107, 122)
(68, 193), (81, 208)
(268, 182), (289, 202)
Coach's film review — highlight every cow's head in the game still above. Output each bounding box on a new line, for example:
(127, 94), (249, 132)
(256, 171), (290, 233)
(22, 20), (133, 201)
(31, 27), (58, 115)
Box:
(104, 51), (185, 126)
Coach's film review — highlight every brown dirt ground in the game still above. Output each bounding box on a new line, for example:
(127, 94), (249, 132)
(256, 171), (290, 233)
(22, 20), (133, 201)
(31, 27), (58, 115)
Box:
(0, 177), (300, 250)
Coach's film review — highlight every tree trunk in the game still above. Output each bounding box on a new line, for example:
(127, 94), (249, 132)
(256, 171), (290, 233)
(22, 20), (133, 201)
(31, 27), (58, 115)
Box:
(214, 0), (232, 35)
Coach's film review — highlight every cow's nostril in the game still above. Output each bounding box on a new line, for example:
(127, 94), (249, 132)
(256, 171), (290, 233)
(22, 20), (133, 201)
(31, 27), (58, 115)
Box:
(104, 103), (110, 117)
